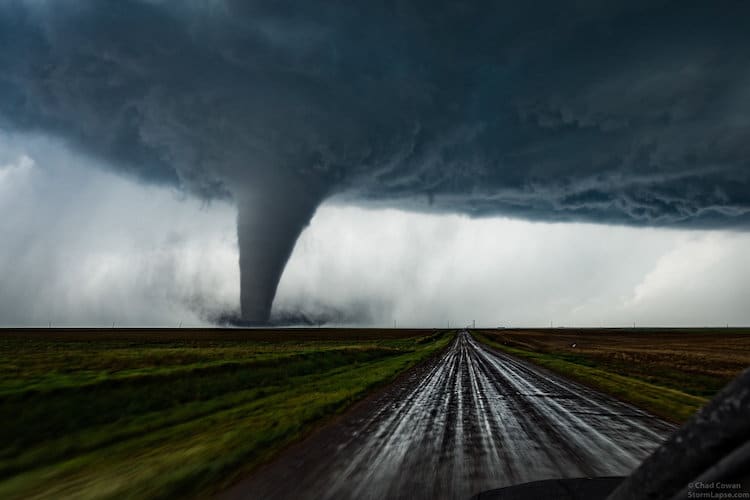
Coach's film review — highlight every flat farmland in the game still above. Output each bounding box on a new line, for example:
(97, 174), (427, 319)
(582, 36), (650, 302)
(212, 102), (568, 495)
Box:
(0, 328), (451, 500)
(475, 328), (750, 423)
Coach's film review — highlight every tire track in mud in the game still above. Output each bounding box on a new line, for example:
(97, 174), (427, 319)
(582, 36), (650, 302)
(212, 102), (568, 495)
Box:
(220, 331), (675, 500)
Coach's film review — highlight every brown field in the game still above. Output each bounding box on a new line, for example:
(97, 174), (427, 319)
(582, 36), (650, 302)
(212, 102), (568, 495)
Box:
(479, 328), (750, 390)
(475, 328), (750, 422)
(0, 327), (435, 342)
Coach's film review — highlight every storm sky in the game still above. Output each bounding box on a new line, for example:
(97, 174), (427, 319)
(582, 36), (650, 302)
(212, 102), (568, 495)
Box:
(1, 1), (749, 326)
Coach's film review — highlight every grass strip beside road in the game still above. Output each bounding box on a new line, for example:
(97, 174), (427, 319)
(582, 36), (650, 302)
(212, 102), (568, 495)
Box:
(0, 330), (452, 500)
(473, 331), (707, 423)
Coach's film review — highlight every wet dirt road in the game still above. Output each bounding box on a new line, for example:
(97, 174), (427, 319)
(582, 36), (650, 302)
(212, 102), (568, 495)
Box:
(221, 331), (675, 500)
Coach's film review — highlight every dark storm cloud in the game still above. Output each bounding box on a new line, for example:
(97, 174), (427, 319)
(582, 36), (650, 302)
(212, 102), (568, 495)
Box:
(1, 0), (749, 321)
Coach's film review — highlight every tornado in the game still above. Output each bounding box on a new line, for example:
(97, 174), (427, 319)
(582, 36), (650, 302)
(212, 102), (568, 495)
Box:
(233, 177), (325, 324)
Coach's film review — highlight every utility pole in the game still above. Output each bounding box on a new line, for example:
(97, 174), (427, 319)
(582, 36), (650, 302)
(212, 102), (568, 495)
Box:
(472, 319), (475, 329)
(393, 319), (396, 329)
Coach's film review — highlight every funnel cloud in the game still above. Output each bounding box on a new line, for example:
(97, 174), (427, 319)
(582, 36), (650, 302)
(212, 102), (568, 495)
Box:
(234, 172), (327, 324)
(1, 1), (749, 322)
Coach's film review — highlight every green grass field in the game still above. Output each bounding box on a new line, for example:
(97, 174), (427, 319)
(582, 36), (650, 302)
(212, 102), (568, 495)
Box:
(473, 328), (750, 423)
(0, 328), (452, 500)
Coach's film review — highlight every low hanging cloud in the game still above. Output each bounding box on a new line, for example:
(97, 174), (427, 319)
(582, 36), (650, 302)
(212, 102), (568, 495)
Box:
(1, 1), (749, 323)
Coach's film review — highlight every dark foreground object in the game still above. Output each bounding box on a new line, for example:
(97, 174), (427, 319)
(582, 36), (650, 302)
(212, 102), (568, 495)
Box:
(473, 477), (623, 500)
(608, 367), (750, 499)
(220, 331), (672, 500)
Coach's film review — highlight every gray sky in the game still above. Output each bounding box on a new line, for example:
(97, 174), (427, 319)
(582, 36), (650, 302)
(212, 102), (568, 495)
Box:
(1, 131), (748, 327)
(278, 205), (750, 328)
(1, 1), (749, 326)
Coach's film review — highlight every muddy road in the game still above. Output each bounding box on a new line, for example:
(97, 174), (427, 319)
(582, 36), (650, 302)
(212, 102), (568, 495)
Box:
(221, 331), (674, 499)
